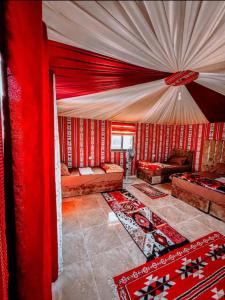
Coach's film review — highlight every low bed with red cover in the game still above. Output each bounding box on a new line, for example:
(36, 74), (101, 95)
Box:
(113, 232), (225, 300)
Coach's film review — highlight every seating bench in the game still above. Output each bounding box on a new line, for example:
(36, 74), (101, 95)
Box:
(61, 164), (124, 197)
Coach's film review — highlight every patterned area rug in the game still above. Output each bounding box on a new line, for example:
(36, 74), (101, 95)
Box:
(113, 232), (225, 300)
(132, 182), (167, 199)
(102, 189), (188, 261)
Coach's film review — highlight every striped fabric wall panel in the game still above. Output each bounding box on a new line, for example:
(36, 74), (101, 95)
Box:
(58, 116), (225, 174)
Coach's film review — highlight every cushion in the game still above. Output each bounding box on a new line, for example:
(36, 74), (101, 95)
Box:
(101, 163), (123, 173)
(167, 155), (187, 166)
(61, 162), (70, 176)
(79, 167), (94, 175)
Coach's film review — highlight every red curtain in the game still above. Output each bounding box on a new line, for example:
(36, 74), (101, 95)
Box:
(111, 122), (136, 135)
(48, 40), (169, 99)
(0, 117), (8, 300)
(3, 1), (57, 299)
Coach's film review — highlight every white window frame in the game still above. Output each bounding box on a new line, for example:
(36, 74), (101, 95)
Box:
(111, 134), (134, 151)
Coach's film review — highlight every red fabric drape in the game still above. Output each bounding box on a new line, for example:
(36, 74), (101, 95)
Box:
(49, 40), (225, 123)
(0, 116), (8, 300)
(48, 40), (169, 99)
(187, 82), (225, 123)
(4, 1), (57, 299)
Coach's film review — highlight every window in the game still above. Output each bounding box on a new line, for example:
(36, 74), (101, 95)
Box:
(111, 122), (135, 150)
(111, 135), (133, 150)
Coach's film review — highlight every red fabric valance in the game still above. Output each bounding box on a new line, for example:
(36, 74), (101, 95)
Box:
(111, 122), (136, 135)
(48, 41), (169, 99)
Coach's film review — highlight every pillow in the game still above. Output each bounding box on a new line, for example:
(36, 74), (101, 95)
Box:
(79, 167), (94, 175)
(214, 163), (225, 176)
(61, 162), (70, 176)
(167, 156), (187, 166)
(101, 163), (123, 173)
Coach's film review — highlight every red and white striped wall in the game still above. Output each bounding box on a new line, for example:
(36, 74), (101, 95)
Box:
(58, 117), (111, 168)
(58, 116), (225, 174)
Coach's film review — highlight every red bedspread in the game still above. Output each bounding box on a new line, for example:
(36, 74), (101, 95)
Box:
(172, 173), (225, 195)
(113, 232), (225, 300)
(137, 161), (172, 171)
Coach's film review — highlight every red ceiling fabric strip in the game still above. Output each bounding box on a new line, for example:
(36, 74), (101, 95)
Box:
(48, 41), (170, 100)
(165, 70), (199, 86)
(187, 82), (225, 123)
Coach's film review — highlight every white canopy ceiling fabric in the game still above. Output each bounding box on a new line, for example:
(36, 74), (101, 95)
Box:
(58, 80), (167, 120)
(58, 80), (208, 124)
(195, 73), (225, 96)
(43, 1), (225, 124)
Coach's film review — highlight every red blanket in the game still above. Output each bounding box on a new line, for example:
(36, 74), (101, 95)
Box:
(172, 173), (225, 195)
(137, 161), (172, 171)
(114, 232), (225, 300)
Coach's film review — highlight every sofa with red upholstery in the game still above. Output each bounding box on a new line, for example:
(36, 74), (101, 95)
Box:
(61, 163), (124, 197)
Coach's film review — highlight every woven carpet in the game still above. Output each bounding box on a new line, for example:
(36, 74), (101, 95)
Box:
(113, 232), (225, 300)
(102, 189), (188, 261)
(132, 182), (167, 199)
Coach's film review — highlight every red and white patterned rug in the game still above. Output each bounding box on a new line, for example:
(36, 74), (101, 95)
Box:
(113, 232), (225, 300)
(132, 183), (167, 199)
(102, 189), (188, 261)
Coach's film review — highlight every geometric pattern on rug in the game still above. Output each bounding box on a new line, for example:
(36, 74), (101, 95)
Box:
(113, 232), (225, 300)
(102, 189), (189, 261)
(132, 182), (168, 199)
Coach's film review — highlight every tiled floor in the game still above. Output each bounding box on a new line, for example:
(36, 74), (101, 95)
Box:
(52, 177), (225, 300)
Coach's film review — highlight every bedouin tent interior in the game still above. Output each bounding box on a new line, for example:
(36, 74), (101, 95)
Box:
(0, 1), (225, 300)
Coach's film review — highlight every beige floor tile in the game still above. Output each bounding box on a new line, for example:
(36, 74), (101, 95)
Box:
(90, 246), (134, 300)
(176, 219), (214, 241)
(84, 223), (122, 257)
(62, 199), (81, 216)
(59, 260), (99, 300)
(195, 214), (225, 235)
(124, 241), (146, 267)
(113, 222), (134, 245)
(73, 194), (102, 214)
(96, 194), (113, 215)
(62, 214), (81, 234)
(155, 205), (191, 225)
(77, 207), (108, 230)
(62, 232), (88, 266)
(174, 200), (202, 218)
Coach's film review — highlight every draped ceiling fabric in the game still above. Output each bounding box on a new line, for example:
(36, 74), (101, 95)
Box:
(43, 1), (225, 124)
